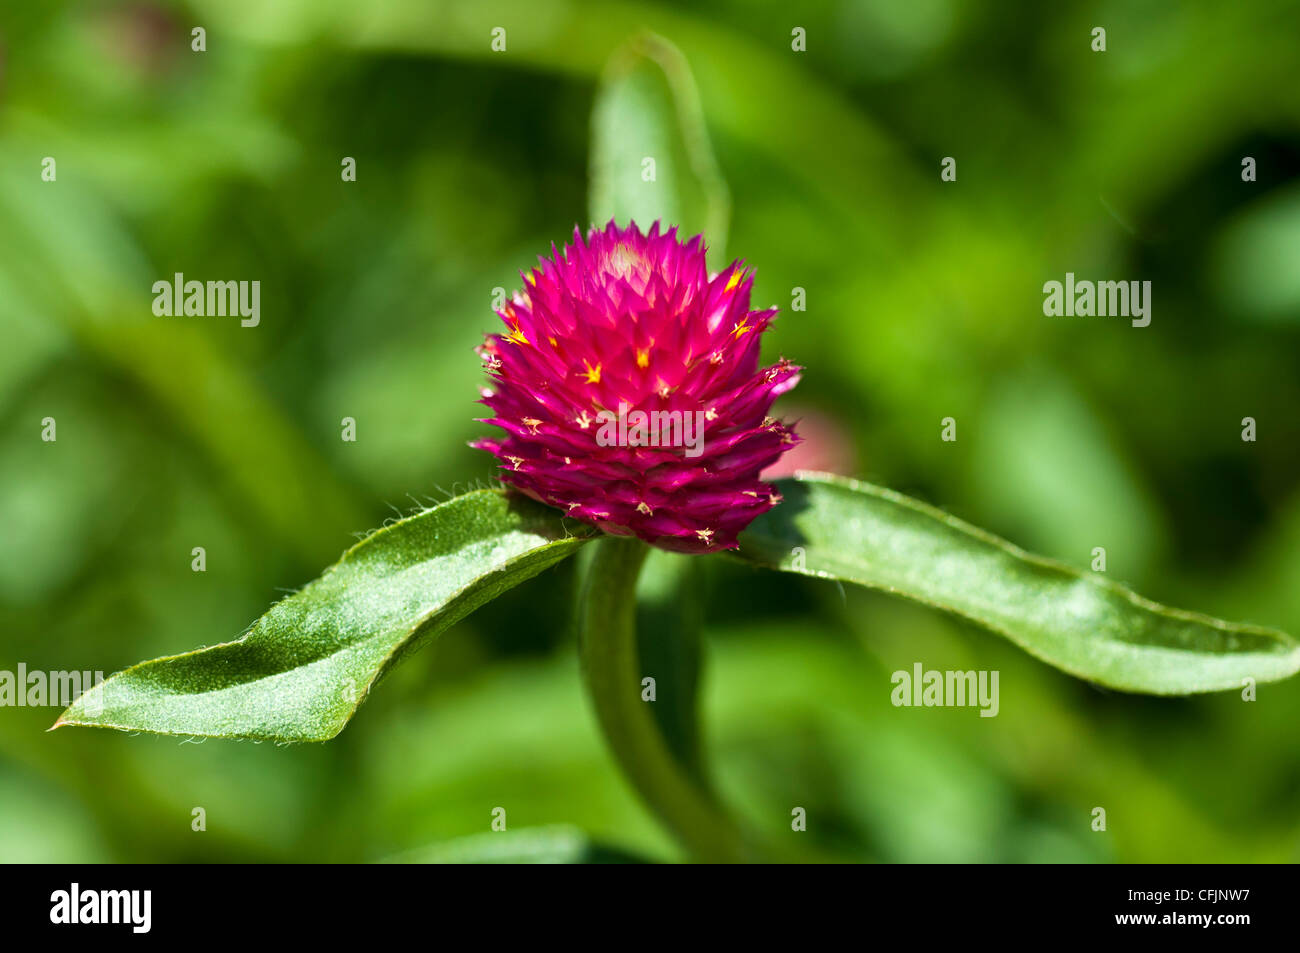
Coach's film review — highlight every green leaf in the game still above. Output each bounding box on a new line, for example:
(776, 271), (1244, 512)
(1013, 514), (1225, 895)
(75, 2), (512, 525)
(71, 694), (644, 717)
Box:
(589, 33), (730, 260)
(735, 473), (1300, 694)
(54, 491), (594, 741)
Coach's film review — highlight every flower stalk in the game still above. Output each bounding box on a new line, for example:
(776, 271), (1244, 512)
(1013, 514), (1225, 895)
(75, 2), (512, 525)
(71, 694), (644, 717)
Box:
(577, 536), (754, 863)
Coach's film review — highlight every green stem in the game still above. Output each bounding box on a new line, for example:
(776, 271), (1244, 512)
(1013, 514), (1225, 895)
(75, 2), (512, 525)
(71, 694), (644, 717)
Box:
(577, 536), (754, 863)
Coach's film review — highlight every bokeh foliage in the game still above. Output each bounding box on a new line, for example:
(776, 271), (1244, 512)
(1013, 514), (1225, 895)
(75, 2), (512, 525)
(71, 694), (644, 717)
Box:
(1, 0), (1298, 862)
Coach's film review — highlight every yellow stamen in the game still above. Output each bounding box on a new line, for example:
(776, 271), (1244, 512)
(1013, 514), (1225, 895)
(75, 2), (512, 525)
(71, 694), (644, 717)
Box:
(724, 270), (743, 292)
(636, 348), (650, 368)
(583, 361), (602, 385)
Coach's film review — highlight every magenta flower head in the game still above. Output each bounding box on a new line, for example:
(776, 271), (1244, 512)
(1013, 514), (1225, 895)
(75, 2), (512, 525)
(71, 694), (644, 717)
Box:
(473, 220), (801, 553)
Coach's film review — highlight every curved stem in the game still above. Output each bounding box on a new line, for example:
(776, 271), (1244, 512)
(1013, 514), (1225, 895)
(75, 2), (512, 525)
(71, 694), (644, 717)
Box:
(577, 536), (754, 863)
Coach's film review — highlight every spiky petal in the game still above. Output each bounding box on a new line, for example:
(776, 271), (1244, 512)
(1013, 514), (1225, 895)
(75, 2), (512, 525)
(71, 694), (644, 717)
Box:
(472, 220), (801, 553)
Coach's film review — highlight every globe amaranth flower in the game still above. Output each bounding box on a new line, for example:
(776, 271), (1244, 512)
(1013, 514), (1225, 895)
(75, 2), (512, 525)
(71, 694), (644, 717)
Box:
(472, 220), (801, 553)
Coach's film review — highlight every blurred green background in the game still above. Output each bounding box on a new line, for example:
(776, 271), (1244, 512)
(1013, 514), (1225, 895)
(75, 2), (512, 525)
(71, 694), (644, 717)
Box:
(2, 0), (1299, 863)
